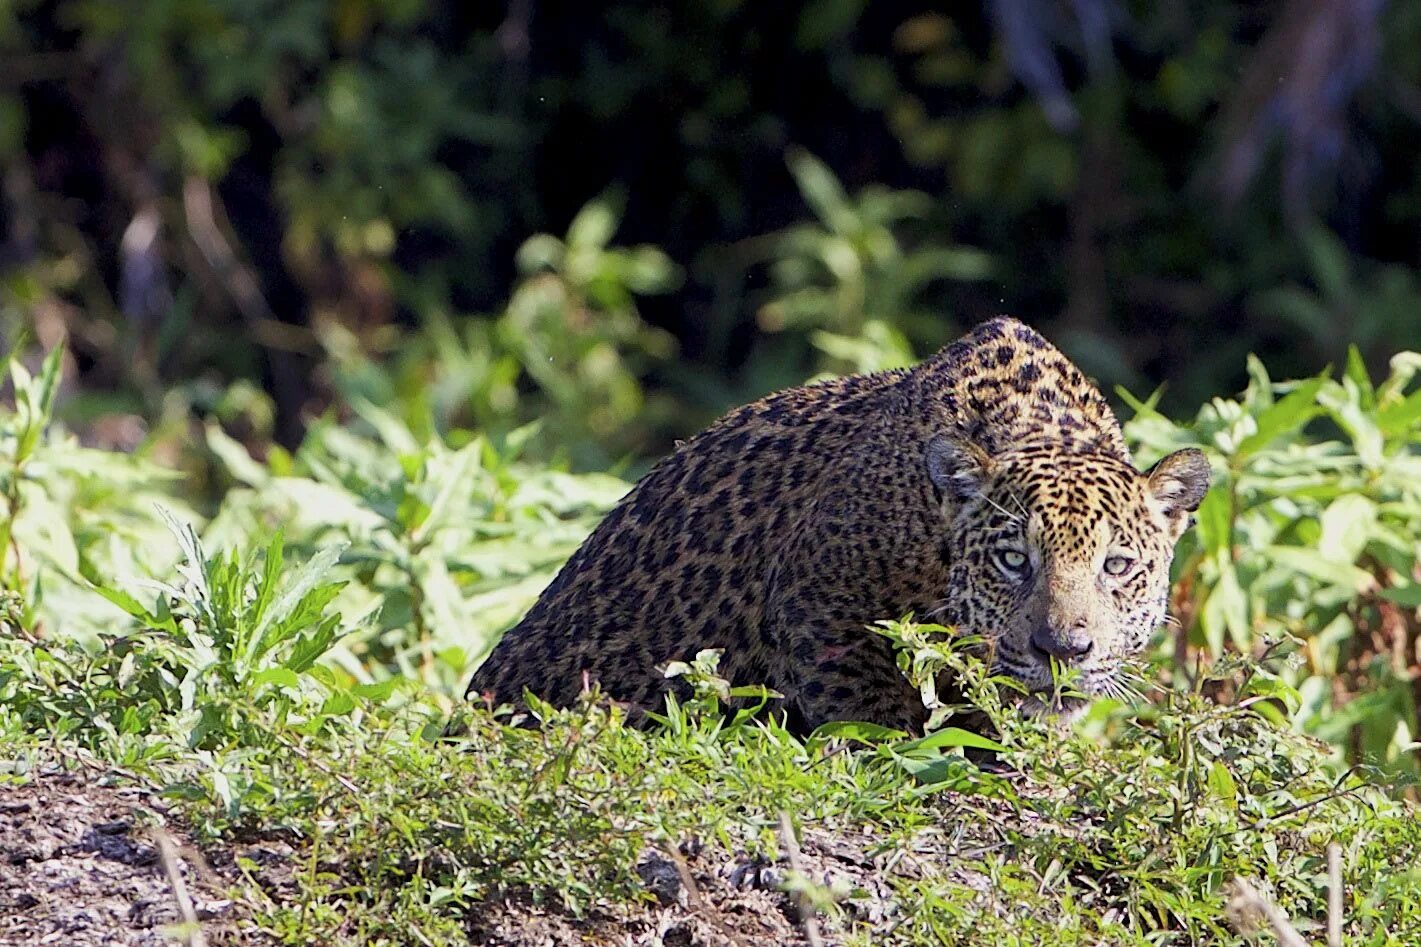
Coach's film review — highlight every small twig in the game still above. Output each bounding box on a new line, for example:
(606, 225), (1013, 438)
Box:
(778, 811), (825, 947)
(151, 826), (208, 947)
(1226, 877), (1309, 947)
(1327, 842), (1343, 947)
(665, 845), (704, 911)
(270, 730), (362, 796)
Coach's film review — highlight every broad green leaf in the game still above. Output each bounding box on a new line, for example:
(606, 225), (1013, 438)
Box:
(1199, 559), (1247, 655)
(411, 441), (482, 544)
(321, 690), (357, 716)
(92, 585), (165, 625)
(285, 614), (343, 673)
(1234, 375), (1325, 459)
(811, 720), (909, 745)
(1319, 379), (1385, 469)
(350, 397), (421, 456)
(351, 679), (401, 702)
(1317, 495), (1375, 564)
(1377, 387), (1421, 436)
(1345, 345), (1375, 412)
(251, 667), (302, 690)
(1206, 761), (1238, 810)
(1382, 584), (1421, 608)
(1261, 546), (1374, 593)
(894, 727), (1007, 755)
(1193, 486), (1233, 557)
(1241, 674), (1302, 715)
(205, 424), (271, 486)
(249, 531), (285, 632)
(566, 199), (619, 251)
(787, 148), (855, 235)
(893, 753), (1011, 797)
(1302, 225), (1352, 303)
(245, 542), (347, 669)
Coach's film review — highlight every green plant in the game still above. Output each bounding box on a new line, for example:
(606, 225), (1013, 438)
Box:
(319, 197), (681, 467)
(0, 343), (194, 643)
(1124, 347), (1421, 773)
(205, 404), (629, 697)
(726, 149), (991, 392)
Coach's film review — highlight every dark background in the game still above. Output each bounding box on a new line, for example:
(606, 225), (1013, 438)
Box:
(4, 0), (1420, 468)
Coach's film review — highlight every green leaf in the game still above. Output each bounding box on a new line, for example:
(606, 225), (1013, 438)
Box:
(1378, 350), (1421, 397)
(1206, 761), (1238, 810)
(787, 148), (855, 235)
(285, 615), (343, 673)
(894, 727), (1007, 755)
(205, 423), (271, 486)
(1114, 384), (1165, 420)
(1199, 559), (1247, 655)
(1260, 546), (1374, 593)
(811, 720), (909, 745)
(566, 198), (620, 251)
(1377, 387), (1421, 436)
(1319, 379), (1385, 468)
(1241, 674), (1302, 715)
(245, 543), (347, 669)
(92, 585), (163, 624)
(1345, 345), (1376, 412)
(411, 441), (482, 544)
(1302, 226), (1353, 303)
(1234, 375), (1325, 459)
(351, 679), (401, 702)
(1242, 354), (1274, 413)
(1317, 495), (1376, 564)
(251, 667), (302, 691)
(893, 753), (1011, 797)
(321, 690), (357, 716)
(1382, 584), (1421, 608)
(248, 531), (285, 632)
(1193, 486), (1233, 558)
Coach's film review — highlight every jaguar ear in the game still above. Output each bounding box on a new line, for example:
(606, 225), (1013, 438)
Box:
(926, 435), (993, 502)
(1146, 448), (1211, 522)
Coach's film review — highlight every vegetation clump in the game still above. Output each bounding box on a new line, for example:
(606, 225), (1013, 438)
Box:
(2, 341), (1420, 943)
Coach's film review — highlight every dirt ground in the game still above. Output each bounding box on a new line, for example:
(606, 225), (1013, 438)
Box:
(0, 768), (257, 946)
(1, 765), (988, 946)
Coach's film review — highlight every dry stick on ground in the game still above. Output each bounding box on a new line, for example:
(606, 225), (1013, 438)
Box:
(778, 811), (825, 947)
(151, 826), (208, 947)
(1226, 877), (1309, 947)
(1328, 842), (1343, 947)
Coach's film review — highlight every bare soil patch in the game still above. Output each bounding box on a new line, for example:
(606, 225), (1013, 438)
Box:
(1, 765), (990, 945)
(0, 768), (253, 946)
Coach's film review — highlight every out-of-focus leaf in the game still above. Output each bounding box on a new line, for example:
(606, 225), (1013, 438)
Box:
(1235, 375), (1326, 459)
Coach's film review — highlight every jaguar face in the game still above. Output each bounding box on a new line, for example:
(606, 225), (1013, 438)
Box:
(926, 438), (1211, 716)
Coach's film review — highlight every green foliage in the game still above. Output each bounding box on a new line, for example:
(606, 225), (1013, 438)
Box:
(322, 198), (682, 467)
(1124, 348), (1421, 773)
(204, 410), (628, 696)
(0, 344), (193, 641)
(0, 339), (1417, 942)
(744, 149), (991, 383)
(15, 0), (1421, 473)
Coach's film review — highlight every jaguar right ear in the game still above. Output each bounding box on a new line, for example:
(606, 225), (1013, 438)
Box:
(925, 435), (992, 503)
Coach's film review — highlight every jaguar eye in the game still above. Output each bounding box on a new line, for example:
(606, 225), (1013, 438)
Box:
(1103, 555), (1133, 576)
(996, 549), (1029, 574)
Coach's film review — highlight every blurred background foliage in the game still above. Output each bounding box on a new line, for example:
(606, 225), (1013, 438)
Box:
(4, 1), (1421, 771)
(5, 0), (1421, 472)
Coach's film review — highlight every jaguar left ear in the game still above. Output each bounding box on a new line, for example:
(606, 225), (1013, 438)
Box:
(1146, 448), (1211, 524)
(926, 435), (992, 503)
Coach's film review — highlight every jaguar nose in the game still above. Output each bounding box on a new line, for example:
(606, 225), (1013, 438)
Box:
(1029, 624), (1094, 662)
